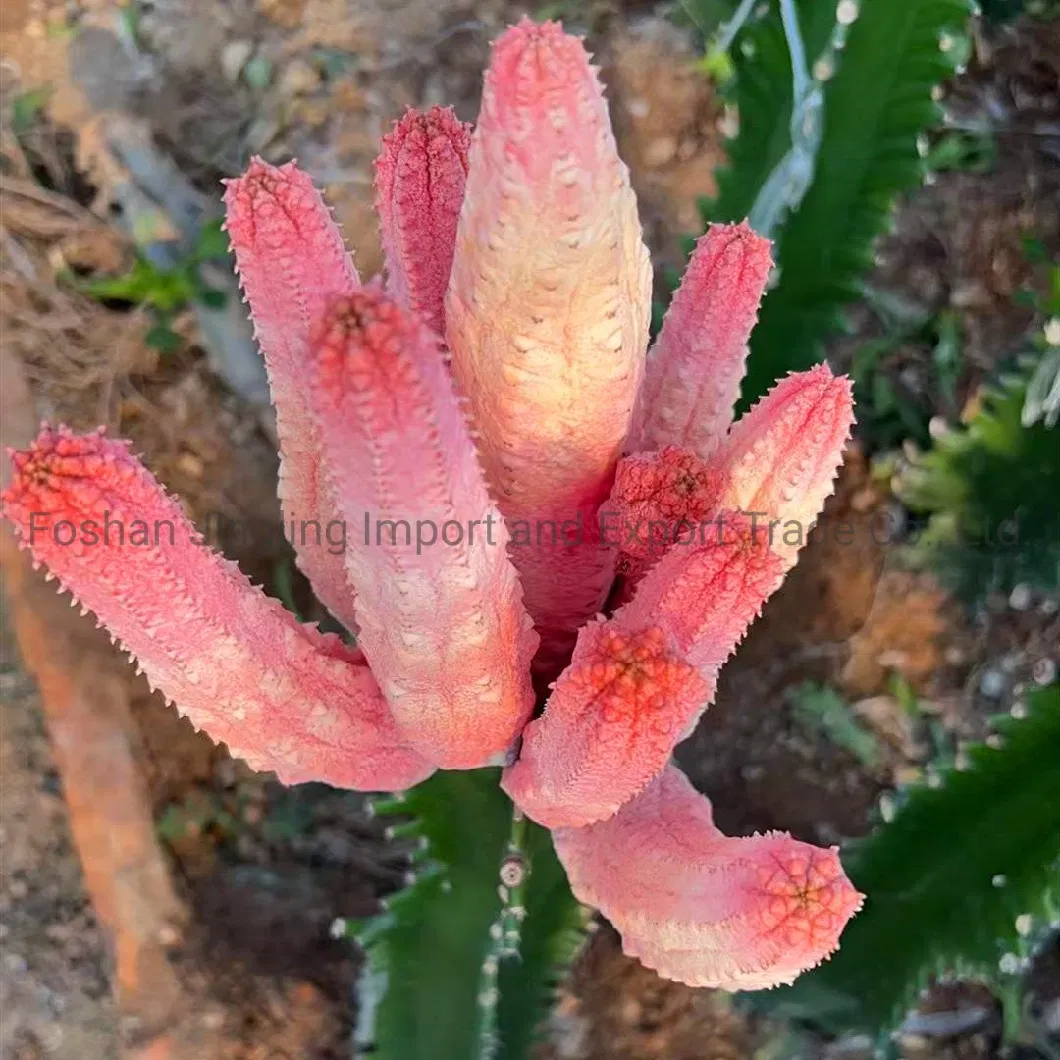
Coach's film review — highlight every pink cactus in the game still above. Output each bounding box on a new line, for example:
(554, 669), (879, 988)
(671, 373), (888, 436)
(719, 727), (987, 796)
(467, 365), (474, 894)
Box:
(554, 766), (864, 990)
(375, 106), (471, 337)
(2, 19), (861, 992)
(446, 19), (653, 678)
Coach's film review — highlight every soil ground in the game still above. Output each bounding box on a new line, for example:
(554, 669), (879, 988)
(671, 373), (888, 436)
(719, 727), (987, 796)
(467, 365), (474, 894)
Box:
(1, 2), (1058, 1059)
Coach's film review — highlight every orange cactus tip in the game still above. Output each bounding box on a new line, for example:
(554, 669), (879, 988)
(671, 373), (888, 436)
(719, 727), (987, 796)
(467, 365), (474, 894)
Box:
(1, 425), (433, 792)
(502, 622), (711, 828)
(312, 287), (420, 414)
(720, 363), (855, 566)
(553, 765), (864, 991)
(752, 844), (863, 951)
(486, 19), (597, 123)
(5, 424), (147, 523)
(633, 221), (774, 458)
(609, 444), (726, 579)
(225, 157), (336, 255)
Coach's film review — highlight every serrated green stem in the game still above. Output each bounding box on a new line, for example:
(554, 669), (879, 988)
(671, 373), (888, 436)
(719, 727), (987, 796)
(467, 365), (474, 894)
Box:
(748, 0), (826, 236)
(476, 803), (532, 1059)
(499, 809), (529, 952)
(713, 0), (759, 55)
(779, 0), (811, 101)
(371, 792), (408, 816)
(745, 0), (857, 240)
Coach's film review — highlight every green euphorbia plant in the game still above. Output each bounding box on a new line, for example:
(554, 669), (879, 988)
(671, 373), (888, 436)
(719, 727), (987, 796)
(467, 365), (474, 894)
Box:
(3, 19), (862, 1055)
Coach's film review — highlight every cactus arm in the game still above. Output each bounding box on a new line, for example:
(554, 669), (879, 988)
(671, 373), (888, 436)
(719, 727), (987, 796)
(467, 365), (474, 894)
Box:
(351, 771), (586, 1060)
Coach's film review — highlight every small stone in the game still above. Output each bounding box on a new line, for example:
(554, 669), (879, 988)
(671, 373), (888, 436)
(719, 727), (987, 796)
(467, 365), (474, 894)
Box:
(201, 1006), (226, 1030)
(1042, 998), (1060, 1034)
(280, 59), (320, 97)
(1032, 658), (1056, 686)
(825, 1033), (874, 1060)
(643, 136), (677, 167)
(221, 40), (254, 84)
(176, 452), (204, 479)
(950, 281), (990, 309)
(1008, 584), (1033, 611)
(157, 923), (182, 947)
(978, 669), (1005, 698)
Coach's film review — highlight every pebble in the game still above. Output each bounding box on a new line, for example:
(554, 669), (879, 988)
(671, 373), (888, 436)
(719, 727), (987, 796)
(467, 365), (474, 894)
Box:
(1008, 583), (1033, 611)
(1042, 997), (1060, 1034)
(280, 59), (320, 97)
(643, 136), (677, 167)
(978, 669), (1005, 698)
(824, 1034), (874, 1060)
(1033, 658), (1056, 685)
(221, 40), (254, 84)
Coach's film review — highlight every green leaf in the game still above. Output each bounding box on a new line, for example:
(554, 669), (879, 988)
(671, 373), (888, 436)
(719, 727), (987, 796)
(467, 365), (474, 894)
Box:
(76, 257), (195, 313)
(11, 85), (53, 133)
(900, 357), (1060, 600)
(760, 683), (1060, 1031)
(192, 219), (231, 262)
(790, 682), (881, 768)
(706, 0), (839, 228)
(704, 0), (971, 409)
(353, 770), (588, 1060)
(144, 321), (183, 354)
(194, 287), (228, 310)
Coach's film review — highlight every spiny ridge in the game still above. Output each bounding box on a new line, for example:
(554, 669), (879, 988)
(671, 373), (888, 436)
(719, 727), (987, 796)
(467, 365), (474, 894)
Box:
(375, 106), (471, 337)
(307, 288), (539, 770)
(632, 222), (773, 458)
(1, 425), (433, 792)
(719, 364), (855, 567)
(502, 621), (709, 828)
(223, 157), (362, 632)
(616, 510), (786, 676)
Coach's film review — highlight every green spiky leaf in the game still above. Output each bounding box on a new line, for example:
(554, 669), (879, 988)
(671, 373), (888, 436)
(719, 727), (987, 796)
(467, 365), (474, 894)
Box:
(759, 683), (1060, 1031)
(352, 770), (588, 1060)
(790, 682), (881, 768)
(704, 0), (971, 409)
(705, 1), (840, 227)
(900, 359), (1060, 600)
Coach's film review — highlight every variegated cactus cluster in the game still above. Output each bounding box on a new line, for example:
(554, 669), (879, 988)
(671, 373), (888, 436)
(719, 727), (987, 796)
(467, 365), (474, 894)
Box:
(2, 20), (862, 990)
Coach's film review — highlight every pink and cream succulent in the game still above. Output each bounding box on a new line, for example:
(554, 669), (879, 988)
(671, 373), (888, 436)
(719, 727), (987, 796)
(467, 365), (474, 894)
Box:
(3, 20), (862, 991)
